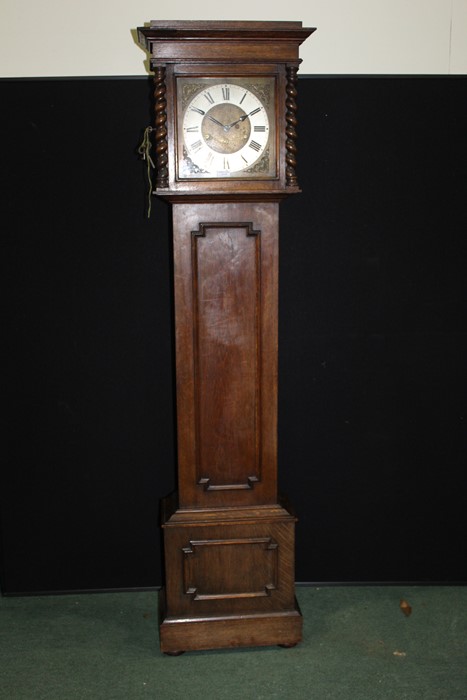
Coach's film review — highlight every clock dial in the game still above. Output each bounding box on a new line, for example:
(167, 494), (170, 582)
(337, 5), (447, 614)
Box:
(183, 84), (269, 175)
(177, 77), (276, 179)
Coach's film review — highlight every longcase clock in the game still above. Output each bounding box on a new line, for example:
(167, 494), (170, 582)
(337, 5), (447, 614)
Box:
(137, 20), (315, 654)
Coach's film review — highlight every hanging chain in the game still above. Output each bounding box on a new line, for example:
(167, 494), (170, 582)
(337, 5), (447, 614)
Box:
(138, 126), (155, 218)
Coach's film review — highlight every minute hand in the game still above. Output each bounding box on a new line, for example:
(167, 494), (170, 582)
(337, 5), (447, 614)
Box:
(225, 108), (261, 130)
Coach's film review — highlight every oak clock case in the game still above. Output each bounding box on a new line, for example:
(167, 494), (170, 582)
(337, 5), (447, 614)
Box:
(137, 20), (314, 655)
(177, 76), (276, 179)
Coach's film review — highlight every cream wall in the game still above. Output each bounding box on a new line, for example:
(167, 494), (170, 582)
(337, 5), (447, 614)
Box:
(0, 0), (466, 77)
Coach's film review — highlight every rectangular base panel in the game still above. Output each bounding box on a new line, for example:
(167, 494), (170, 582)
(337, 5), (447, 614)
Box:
(159, 590), (302, 653)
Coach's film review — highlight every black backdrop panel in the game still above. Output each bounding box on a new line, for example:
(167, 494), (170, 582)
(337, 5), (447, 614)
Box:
(1, 77), (466, 593)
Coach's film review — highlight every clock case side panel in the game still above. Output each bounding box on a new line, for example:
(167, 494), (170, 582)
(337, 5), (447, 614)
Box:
(154, 63), (291, 197)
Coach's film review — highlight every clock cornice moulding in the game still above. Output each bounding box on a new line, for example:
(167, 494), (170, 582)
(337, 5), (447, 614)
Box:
(138, 20), (316, 65)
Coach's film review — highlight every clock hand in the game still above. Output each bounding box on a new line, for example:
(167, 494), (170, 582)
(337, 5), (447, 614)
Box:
(225, 108), (261, 130)
(206, 115), (228, 129)
(225, 114), (248, 130)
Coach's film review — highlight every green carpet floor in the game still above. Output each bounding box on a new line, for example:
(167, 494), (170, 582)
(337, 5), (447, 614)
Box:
(1, 586), (465, 699)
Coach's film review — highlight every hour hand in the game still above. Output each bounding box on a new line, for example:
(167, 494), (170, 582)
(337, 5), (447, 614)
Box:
(207, 115), (227, 129)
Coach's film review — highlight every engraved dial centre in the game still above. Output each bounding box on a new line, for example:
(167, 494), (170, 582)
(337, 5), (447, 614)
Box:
(201, 105), (251, 154)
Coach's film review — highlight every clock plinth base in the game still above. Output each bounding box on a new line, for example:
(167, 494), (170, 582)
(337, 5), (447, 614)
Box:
(159, 498), (302, 653)
(159, 589), (302, 654)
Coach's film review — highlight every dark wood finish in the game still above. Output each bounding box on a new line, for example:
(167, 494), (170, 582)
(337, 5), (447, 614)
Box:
(159, 501), (301, 653)
(138, 22), (315, 197)
(138, 21), (314, 65)
(163, 509), (296, 616)
(173, 202), (278, 509)
(153, 66), (169, 189)
(137, 20), (314, 653)
(285, 66), (299, 187)
(159, 588), (302, 653)
(153, 61), (292, 198)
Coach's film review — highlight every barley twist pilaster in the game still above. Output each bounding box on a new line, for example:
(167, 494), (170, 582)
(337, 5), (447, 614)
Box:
(154, 66), (169, 189)
(285, 66), (299, 188)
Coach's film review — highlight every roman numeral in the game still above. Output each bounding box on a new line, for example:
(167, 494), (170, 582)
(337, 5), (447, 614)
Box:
(222, 86), (230, 100)
(190, 107), (205, 115)
(191, 140), (203, 152)
(224, 157), (230, 170)
(254, 125), (266, 132)
(249, 140), (262, 152)
(240, 92), (247, 104)
(249, 107), (261, 116)
(204, 92), (214, 104)
(185, 126), (199, 132)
